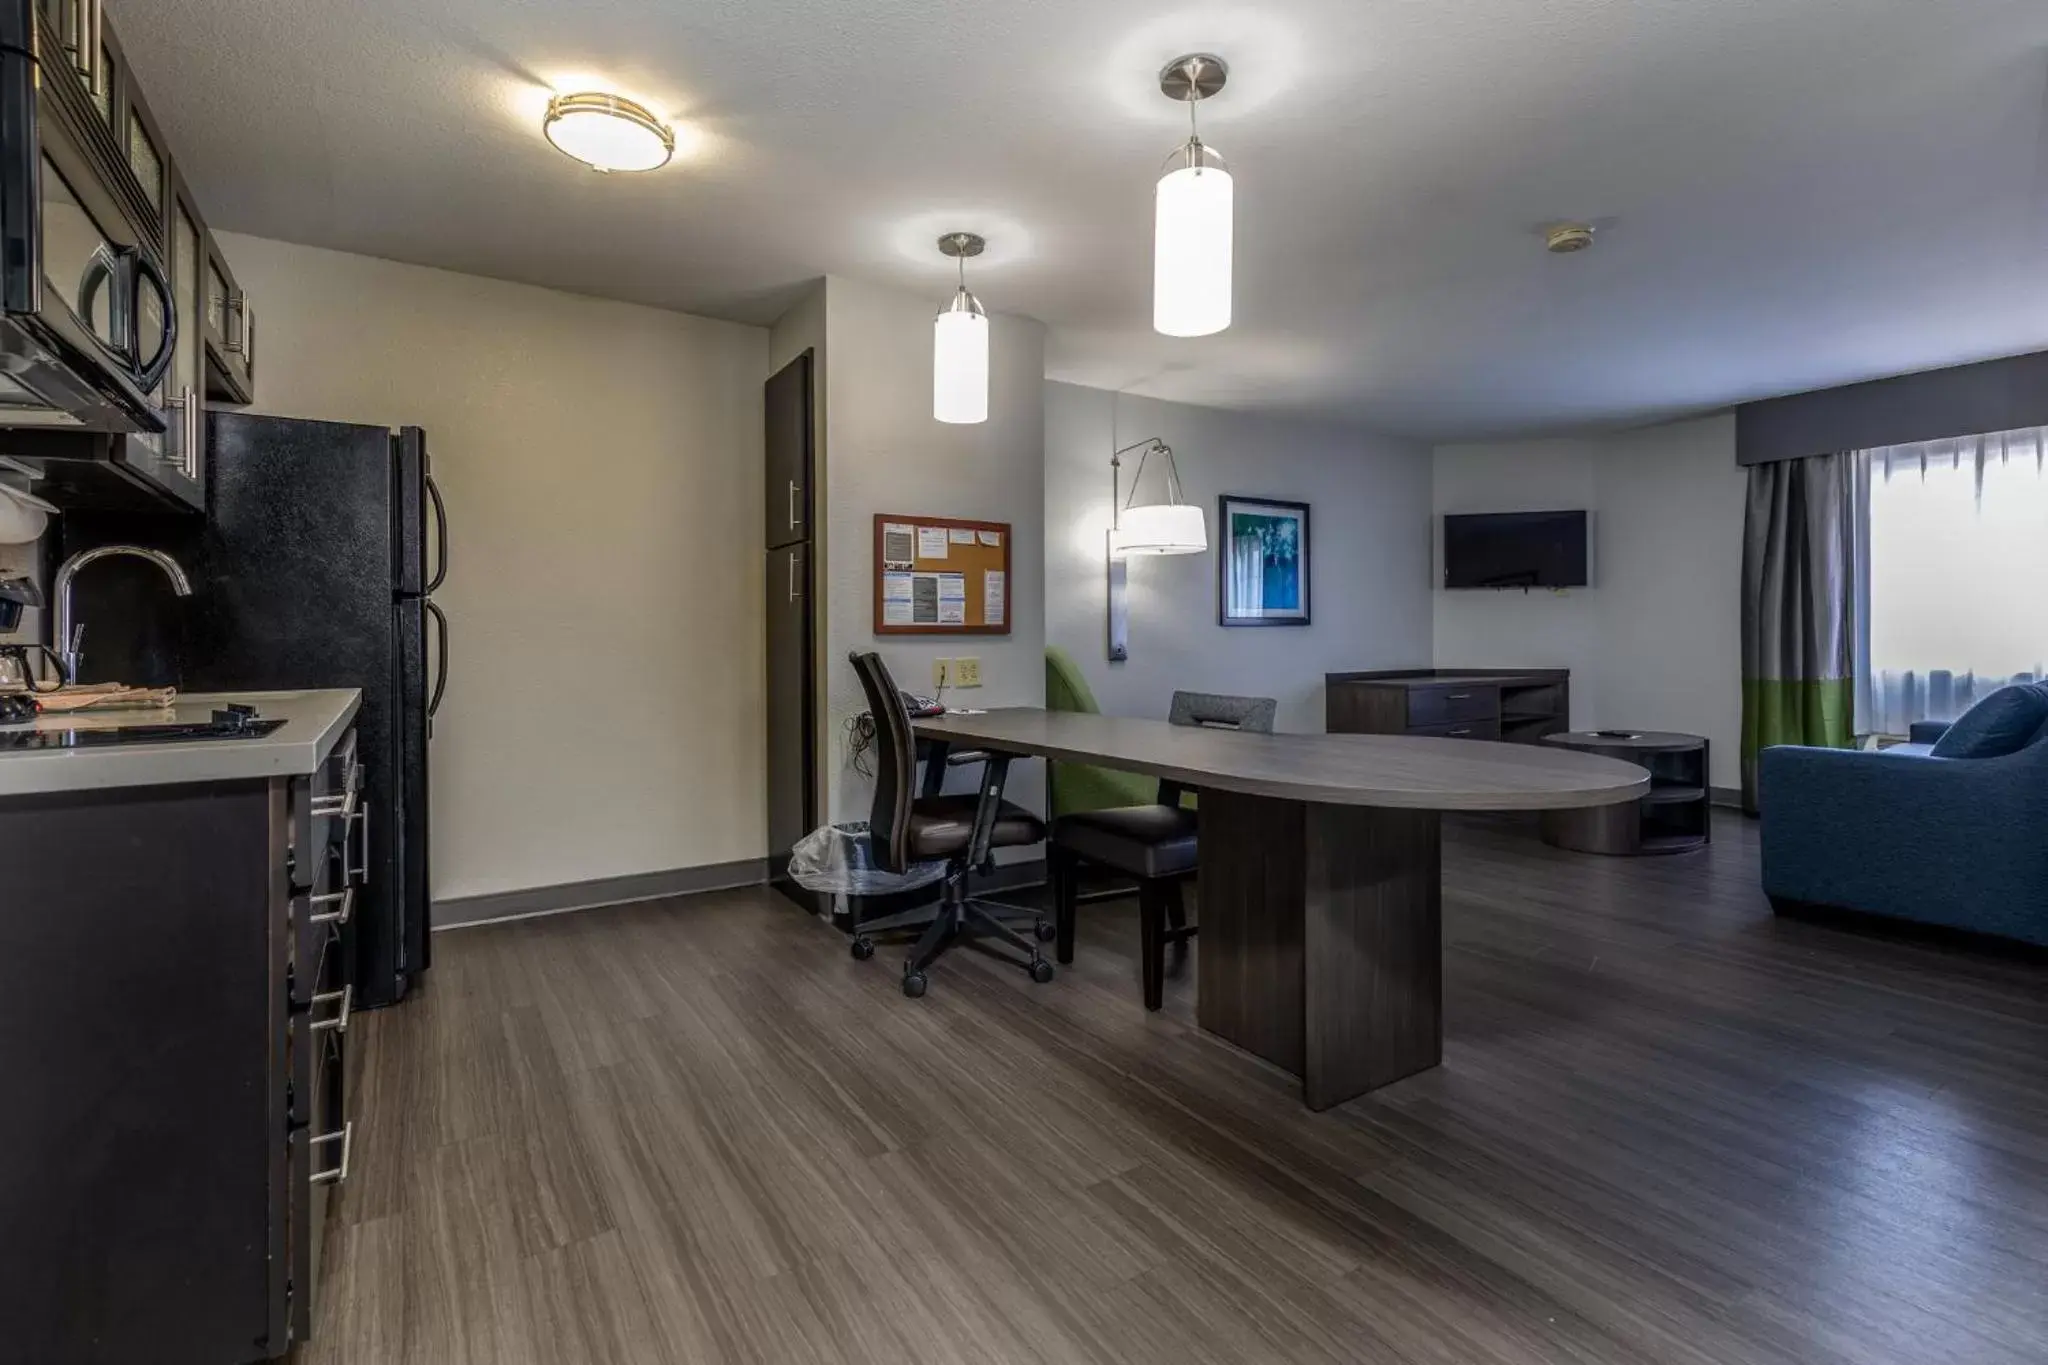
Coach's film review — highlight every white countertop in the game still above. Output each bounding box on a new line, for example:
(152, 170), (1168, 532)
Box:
(0, 689), (363, 797)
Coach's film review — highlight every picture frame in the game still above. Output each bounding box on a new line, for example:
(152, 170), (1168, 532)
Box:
(1217, 495), (1311, 627)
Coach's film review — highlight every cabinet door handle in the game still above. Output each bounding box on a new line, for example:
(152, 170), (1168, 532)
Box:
(305, 885), (354, 927)
(308, 1122), (353, 1187)
(74, 0), (102, 93)
(787, 552), (798, 603)
(1447, 692), (1472, 700)
(309, 985), (352, 1035)
(788, 481), (800, 531)
(310, 771), (359, 819)
(226, 293), (250, 354)
(1449, 727), (1473, 737)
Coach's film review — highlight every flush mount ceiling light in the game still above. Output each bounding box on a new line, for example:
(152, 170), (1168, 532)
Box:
(543, 92), (675, 173)
(1154, 53), (1233, 338)
(1546, 223), (1597, 254)
(933, 232), (989, 425)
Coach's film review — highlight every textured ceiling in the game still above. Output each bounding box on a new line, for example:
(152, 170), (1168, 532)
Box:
(112, 0), (2048, 439)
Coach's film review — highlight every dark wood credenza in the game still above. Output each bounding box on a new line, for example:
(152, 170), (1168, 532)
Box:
(1325, 669), (1570, 745)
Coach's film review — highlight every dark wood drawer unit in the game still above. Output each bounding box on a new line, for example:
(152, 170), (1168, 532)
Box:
(0, 723), (359, 1364)
(1327, 669), (1570, 746)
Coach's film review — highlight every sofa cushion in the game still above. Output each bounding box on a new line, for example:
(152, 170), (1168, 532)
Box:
(1929, 683), (2048, 759)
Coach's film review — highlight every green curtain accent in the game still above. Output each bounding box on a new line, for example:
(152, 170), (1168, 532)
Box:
(1740, 453), (1866, 810)
(1045, 646), (1159, 818)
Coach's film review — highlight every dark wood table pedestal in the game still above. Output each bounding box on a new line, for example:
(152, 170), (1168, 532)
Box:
(1197, 790), (1442, 1110)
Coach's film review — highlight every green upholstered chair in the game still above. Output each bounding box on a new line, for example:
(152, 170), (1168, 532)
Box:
(1044, 646), (1156, 818)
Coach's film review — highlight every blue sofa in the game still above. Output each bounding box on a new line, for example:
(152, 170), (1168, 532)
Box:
(1759, 684), (2048, 947)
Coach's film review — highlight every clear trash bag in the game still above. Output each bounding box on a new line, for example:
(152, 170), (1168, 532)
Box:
(787, 822), (948, 895)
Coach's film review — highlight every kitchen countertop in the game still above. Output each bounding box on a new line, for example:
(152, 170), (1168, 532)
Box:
(0, 689), (362, 797)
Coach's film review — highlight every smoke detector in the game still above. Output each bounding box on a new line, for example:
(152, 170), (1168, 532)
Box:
(1545, 223), (1597, 254)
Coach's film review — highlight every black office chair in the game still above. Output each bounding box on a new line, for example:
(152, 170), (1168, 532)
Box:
(1047, 690), (1276, 1010)
(847, 651), (1057, 998)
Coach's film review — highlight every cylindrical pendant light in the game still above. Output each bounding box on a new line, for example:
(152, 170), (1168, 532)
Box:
(933, 232), (989, 425)
(1154, 54), (1233, 338)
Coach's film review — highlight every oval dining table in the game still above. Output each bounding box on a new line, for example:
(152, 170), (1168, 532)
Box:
(912, 708), (1651, 1111)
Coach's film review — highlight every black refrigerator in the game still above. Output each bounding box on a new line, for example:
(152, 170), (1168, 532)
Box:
(59, 411), (447, 1008)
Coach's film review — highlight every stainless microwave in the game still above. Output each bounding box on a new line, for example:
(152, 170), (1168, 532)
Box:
(0, 0), (175, 433)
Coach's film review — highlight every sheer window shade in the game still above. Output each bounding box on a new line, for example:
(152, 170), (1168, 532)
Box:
(1865, 426), (2048, 736)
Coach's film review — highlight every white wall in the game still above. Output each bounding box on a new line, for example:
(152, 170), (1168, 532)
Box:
(219, 233), (769, 900)
(1432, 413), (1746, 788)
(1045, 382), (1434, 733)
(818, 276), (1048, 827)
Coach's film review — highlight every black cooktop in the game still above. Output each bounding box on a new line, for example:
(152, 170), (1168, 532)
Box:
(0, 708), (286, 750)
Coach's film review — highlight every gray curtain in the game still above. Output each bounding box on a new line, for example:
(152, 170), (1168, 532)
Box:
(1740, 452), (1867, 810)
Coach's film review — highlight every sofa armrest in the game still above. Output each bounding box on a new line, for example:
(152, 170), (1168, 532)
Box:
(1907, 720), (1951, 745)
(1759, 744), (2048, 939)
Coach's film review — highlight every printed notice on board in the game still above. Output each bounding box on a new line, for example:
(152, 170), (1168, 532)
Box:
(978, 530), (1003, 547)
(937, 573), (967, 625)
(949, 527), (978, 545)
(982, 570), (1006, 626)
(910, 574), (941, 623)
(881, 571), (915, 625)
(917, 526), (950, 559)
(881, 523), (916, 569)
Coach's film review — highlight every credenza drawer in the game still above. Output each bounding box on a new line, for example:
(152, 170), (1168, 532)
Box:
(1407, 686), (1498, 727)
(1409, 720), (1501, 741)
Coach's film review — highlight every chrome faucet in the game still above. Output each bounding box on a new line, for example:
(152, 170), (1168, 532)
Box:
(52, 545), (193, 684)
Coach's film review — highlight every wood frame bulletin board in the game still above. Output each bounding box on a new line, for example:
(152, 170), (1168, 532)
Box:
(872, 513), (1013, 636)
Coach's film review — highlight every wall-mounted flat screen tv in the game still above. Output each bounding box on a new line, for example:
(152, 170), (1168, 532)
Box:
(1442, 510), (1590, 589)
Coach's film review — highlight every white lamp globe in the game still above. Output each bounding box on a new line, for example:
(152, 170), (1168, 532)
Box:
(933, 291), (989, 425)
(1153, 144), (1233, 338)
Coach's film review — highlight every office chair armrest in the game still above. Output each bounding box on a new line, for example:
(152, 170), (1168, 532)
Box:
(965, 752), (1014, 867)
(945, 748), (994, 766)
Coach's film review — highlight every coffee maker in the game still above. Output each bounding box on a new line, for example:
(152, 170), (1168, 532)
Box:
(0, 577), (61, 694)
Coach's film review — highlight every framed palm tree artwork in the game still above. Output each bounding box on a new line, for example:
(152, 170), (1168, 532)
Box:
(1217, 495), (1311, 626)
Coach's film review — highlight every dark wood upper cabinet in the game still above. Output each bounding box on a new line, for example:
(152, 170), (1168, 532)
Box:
(764, 350), (813, 548)
(1, 0), (252, 513)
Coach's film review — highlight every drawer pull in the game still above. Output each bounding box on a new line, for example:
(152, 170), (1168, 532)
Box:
(310, 985), (352, 1035)
(1447, 692), (1473, 700)
(1449, 728), (1473, 736)
(308, 1122), (353, 1186)
(345, 801), (371, 886)
(306, 886), (354, 927)
(309, 788), (358, 820)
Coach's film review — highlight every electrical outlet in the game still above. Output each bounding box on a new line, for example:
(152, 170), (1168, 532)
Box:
(953, 656), (981, 688)
(932, 658), (951, 691)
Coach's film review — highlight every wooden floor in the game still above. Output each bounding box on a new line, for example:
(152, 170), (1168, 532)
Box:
(306, 812), (2048, 1365)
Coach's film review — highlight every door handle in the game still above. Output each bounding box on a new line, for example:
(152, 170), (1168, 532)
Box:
(787, 551), (798, 602)
(424, 599), (448, 717)
(129, 248), (178, 393)
(424, 474), (448, 593)
(788, 481), (800, 531)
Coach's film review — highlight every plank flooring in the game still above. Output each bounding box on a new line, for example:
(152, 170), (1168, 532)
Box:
(304, 812), (2048, 1365)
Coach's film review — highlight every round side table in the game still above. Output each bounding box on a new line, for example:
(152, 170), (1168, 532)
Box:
(1538, 730), (1710, 855)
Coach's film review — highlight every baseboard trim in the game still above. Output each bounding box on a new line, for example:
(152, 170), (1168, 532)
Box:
(435, 858), (769, 930)
(1710, 785), (1742, 809)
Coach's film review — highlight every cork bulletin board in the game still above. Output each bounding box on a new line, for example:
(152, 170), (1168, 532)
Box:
(872, 513), (1013, 636)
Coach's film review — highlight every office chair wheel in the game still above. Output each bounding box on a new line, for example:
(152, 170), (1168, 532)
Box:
(850, 937), (875, 961)
(902, 970), (929, 999)
(1029, 958), (1055, 984)
(1033, 918), (1056, 942)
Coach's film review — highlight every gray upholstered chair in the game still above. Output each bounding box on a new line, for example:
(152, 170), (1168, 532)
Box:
(1048, 690), (1277, 1009)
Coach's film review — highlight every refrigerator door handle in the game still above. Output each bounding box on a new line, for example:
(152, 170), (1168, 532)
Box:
(424, 599), (449, 719)
(424, 474), (449, 594)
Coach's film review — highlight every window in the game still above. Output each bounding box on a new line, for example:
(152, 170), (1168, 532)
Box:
(1865, 427), (2048, 735)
